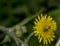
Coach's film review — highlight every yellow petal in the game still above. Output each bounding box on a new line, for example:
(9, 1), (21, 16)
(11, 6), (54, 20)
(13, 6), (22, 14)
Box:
(35, 18), (38, 22)
(39, 37), (42, 43)
(38, 15), (40, 21)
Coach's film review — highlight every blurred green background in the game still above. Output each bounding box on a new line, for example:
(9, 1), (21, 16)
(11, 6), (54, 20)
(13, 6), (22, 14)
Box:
(0, 0), (60, 46)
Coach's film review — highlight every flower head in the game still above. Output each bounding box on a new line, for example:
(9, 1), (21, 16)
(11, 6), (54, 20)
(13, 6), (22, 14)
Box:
(33, 14), (57, 45)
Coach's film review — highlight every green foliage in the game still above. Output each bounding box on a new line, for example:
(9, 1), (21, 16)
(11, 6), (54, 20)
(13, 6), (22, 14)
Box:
(0, 0), (60, 46)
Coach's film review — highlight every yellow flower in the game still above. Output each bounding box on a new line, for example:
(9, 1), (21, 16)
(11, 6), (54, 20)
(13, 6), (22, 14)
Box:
(33, 14), (57, 45)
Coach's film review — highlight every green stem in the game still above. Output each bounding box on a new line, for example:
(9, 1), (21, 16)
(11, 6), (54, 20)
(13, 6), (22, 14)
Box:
(13, 8), (43, 27)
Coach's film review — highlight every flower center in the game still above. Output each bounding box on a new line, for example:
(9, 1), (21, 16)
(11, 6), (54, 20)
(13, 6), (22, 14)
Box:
(44, 26), (50, 32)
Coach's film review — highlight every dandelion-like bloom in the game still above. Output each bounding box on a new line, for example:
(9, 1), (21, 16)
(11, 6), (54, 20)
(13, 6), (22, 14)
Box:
(33, 14), (57, 45)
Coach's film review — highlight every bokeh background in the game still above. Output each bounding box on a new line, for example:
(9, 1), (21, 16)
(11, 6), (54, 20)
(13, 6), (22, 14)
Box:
(0, 0), (60, 46)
